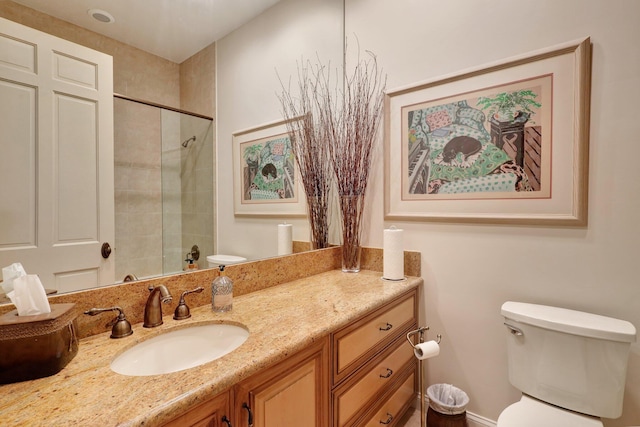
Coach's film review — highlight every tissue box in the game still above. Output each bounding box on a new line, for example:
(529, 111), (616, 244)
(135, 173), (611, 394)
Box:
(0, 303), (79, 384)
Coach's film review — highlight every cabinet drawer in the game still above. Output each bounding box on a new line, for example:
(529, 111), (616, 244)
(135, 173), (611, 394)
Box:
(362, 371), (415, 427)
(333, 335), (414, 427)
(333, 290), (416, 383)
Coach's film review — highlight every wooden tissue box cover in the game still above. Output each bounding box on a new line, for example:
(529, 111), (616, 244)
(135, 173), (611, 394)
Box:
(0, 303), (79, 384)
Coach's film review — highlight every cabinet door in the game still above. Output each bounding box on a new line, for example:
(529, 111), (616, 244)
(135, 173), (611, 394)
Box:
(163, 391), (231, 427)
(235, 337), (329, 427)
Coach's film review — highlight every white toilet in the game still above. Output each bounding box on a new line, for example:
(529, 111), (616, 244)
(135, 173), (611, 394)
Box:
(498, 301), (636, 427)
(206, 254), (247, 268)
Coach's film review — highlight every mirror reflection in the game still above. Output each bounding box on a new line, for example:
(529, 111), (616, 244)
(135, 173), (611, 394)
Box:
(0, 0), (344, 301)
(114, 98), (214, 281)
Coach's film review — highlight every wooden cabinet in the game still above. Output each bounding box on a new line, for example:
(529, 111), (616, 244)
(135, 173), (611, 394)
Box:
(331, 289), (418, 427)
(163, 390), (231, 427)
(162, 288), (418, 427)
(235, 336), (329, 427)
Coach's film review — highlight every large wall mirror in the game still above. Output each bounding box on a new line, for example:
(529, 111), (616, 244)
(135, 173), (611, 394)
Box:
(0, 0), (344, 301)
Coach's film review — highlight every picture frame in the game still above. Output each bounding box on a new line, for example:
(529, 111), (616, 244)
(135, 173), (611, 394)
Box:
(232, 118), (306, 217)
(384, 37), (591, 225)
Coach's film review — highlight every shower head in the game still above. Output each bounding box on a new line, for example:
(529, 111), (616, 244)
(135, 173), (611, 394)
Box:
(182, 135), (196, 148)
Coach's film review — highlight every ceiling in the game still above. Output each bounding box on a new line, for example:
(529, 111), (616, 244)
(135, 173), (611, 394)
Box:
(10, 0), (282, 63)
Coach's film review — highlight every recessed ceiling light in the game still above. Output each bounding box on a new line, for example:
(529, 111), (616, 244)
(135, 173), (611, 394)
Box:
(87, 9), (115, 24)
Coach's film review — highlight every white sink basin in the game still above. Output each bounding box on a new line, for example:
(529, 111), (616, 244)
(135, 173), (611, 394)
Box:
(110, 323), (249, 376)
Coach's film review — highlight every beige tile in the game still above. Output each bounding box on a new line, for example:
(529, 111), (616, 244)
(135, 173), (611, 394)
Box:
(180, 43), (216, 117)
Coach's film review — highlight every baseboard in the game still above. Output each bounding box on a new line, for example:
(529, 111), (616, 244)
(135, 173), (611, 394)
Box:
(414, 393), (497, 427)
(466, 411), (497, 427)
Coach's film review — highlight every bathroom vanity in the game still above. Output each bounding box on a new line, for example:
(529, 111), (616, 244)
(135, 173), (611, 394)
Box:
(164, 287), (417, 427)
(0, 268), (421, 426)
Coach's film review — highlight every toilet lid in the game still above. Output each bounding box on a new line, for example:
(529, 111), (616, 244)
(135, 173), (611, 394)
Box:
(498, 395), (603, 427)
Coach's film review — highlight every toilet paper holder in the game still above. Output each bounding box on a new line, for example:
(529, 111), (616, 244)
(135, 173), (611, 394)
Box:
(406, 326), (441, 427)
(406, 326), (441, 350)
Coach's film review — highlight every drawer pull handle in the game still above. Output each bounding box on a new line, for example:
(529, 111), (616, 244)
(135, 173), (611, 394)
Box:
(242, 403), (253, 427)
(379, 368), (393, 378)
(380, 413), (394, 424)
(379, 323), (393, 331)
(222, 415), (232, 427)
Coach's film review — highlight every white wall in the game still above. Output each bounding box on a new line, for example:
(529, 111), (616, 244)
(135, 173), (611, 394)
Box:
(345, 0), (640, 425)
(216, 0), (344, 261)
(217, 0), (640, 425)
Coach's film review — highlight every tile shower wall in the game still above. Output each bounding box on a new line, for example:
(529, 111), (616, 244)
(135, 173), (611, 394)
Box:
(114, 98), (163, 280)
(161, 111), (183, 274)
(178, 115), (214, 272)
(161, 111), (214, 274)
(180, 43), (216, 118)
(115, 102), (214, 280)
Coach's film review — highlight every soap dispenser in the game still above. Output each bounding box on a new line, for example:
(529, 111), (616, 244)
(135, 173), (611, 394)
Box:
(184, 252), (199, 271)
(211, 265), (233, 312)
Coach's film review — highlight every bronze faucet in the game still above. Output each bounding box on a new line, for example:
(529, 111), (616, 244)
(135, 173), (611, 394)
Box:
(143, 284), (172, 328)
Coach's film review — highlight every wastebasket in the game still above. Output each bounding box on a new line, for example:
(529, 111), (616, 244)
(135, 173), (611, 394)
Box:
(426, 383), (469, 427)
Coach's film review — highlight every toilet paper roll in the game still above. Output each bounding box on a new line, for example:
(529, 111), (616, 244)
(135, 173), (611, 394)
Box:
(383, 226), (404, 280)
(413, 340), (440, 360)
(277, 223), (293, 255)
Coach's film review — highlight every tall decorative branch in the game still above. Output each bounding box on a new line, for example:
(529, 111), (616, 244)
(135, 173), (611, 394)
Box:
(277, 60), (336, 249)
(328, 52), (386, 271)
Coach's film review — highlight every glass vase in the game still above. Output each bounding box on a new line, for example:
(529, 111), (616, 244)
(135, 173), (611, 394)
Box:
(341, 242), (361, 273)
(339, 194), (364, 273)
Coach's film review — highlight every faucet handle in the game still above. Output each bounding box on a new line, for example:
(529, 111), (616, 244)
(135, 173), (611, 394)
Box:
(173, 287), (204, 320)
(84, 306), (133, 339)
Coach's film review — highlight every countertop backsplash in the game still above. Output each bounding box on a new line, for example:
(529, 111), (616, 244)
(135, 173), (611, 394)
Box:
(0, 246), (420, 339)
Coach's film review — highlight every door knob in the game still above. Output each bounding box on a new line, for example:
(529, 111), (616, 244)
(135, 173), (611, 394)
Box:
(101, 242), (112, 259)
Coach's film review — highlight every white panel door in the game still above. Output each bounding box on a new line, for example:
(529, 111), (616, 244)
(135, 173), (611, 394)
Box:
(0, 17), (114, 292)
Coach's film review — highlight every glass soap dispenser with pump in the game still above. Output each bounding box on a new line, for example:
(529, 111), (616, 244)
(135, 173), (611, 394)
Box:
(211, 265), (233, 312)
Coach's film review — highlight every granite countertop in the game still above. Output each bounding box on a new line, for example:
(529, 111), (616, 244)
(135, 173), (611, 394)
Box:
(0, 270), (421, 426)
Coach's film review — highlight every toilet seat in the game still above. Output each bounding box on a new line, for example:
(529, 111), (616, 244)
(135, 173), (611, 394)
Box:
(498, 395), (603, 427)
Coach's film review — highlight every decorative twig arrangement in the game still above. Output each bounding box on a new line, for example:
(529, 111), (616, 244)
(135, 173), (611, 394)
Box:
(278, 50), (386, 270)
(329, 52), (386, 271)
(278, 60), (335, 249)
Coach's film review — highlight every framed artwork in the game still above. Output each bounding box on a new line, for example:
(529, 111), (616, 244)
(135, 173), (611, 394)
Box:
(384, 37), (591, 225)
(233, 118), (306, 217)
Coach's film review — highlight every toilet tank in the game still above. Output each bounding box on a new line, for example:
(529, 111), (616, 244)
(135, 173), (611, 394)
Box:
(501, 301), (636, 419)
